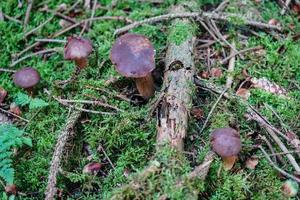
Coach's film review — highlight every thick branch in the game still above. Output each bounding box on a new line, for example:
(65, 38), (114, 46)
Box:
(156, 6), (195, 151)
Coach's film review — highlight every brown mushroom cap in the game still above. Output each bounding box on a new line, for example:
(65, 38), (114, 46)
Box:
(110, 33), (155, 78)
(210, 127), (241, 157)
(64, 36), (93, 60)
(13, 67), (40, 89)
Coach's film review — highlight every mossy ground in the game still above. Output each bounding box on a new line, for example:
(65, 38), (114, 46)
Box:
(0, 0), (299, 199)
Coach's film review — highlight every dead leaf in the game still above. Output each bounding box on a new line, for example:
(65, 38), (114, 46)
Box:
(210, 67), (223, 78)
(268, 19), (280, 26)
(236, 88), (251, 100)
(292, 4), (300, 14)
(9, 103), (21, 116)
(191, 108), (204, 120)
(0, 87), (7, 104)
(245, 157), (259, 169)
(5, 184), (17, 195)
(83, 162), (102, 175)
(199, 71), (209, 79)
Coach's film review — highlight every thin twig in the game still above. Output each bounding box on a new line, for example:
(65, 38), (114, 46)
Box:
(253, 150), (300, 158)
(24, 0), (34, 29)
(220, 46), (263, 64)
(114, 11), (282, 35)
(57, 98), (123, 112)
(97, 145), (116, 170)
(80, 0), (97, 36)
(259, 135), (280, 163)
(214, 0), (230, 12)
(35, 38), (66, 43)
(24, 16), (54, 38)
(44, 89), (116, 115)
(10, 48), (59, 67)
(3, 14), (22, 24)
(225, 41), (235, 88)
(199, 88), (227, 134)
(259, 146), (300, 183)
(54, 16), (132, 37)
(0, 68), (16, 73)
(280, 0), (291, 15)
(0, 107), (29, 123)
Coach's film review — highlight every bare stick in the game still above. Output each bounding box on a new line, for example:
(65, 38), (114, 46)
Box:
(259, 146), (300, 183)
(220, 46), (263, 64)
(264, 126), (300, 172)
(114, 11), (282, 35)
(214, 0), (230, 12)
(3, 14), (22, 24)
(57, 98), (123, 112)
(199, 88), (227, 134)
(44, 89), (116, 115)
(253, 150), (300, 158)
(80, 0), (97, 36)
(0, 68), (16, 73)
(188, 151), (215, 180)
(45, 109), (82, 200)
(0, 108), (29, 123)
(225, 41), (235, 88)
(24, 16), (54, 38)
(24, 0), (34, 29)
(10, 48), (59, 67)
(97, 145), (116, 170)
(280, 0), (291, 15)
(35, 39), (66, 43)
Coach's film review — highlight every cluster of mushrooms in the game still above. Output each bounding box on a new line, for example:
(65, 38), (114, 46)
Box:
(10, 33), (242, 170)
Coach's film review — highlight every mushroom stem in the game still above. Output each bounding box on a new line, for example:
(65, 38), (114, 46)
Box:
(75, 58), (88, 69)
(134, 74), (155, 99)
(222, 156), (237, 170)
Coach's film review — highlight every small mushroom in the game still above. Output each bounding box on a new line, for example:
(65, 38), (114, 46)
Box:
(13, 67), (40, 94)
(210, 127), (241, 170)
(64, 36), (93, 69)
(110, 33), (156, 99)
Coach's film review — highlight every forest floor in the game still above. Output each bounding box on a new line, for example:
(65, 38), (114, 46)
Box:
(0, 0), (300, 199)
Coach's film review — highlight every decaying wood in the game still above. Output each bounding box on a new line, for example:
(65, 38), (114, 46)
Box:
(45, 110), (81, 200)
(156, 6), (195, 151)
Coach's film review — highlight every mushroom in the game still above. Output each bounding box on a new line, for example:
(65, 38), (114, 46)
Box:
(110, 33), (156, 99)
(13, 67), (40, 94)
(210, 127), (241, 170)
(58, 36), (93, 86)
(64, 36), (93, 69)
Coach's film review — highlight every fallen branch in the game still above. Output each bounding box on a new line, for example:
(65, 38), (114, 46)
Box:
(114, 11), (282, 35)
(187, 151), (215, 180)
(0, 107), (29, 123)
(45, 109), (82, 200)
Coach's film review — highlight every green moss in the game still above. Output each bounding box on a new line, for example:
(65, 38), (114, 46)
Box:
(167, 21), (195, 45)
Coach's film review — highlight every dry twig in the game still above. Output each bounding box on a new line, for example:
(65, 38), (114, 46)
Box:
(225, 41), (235, 88)
(24, 0), (34, 29)
(114, 11), (282, 35)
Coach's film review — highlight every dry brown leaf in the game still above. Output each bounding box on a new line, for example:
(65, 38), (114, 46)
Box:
(268, 19), (280, 26)
(210, 67), (223, 78)
(199, 71), (209, 79)
(5, 184), (17, 195)
(0, 87), (7, 104)
(236, 88), (251, 100)
(245, 157), (259, 169)
(191, 108), (204, 120)
(9, 103), (21, 116)
(83, 162), (102, 175)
